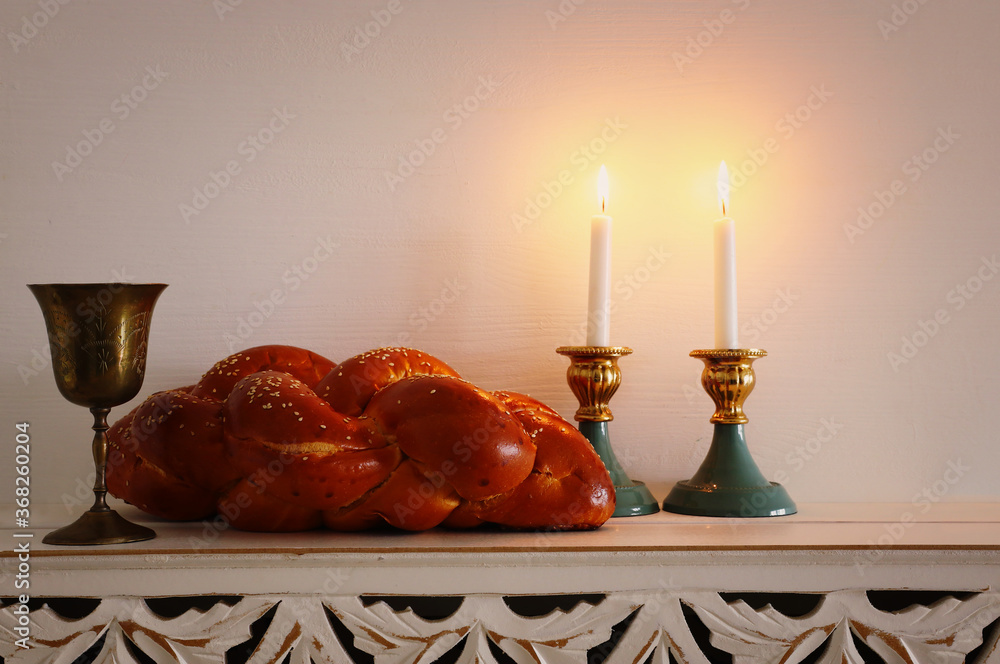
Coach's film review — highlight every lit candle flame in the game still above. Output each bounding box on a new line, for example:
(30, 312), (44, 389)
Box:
(717, 161), (730, 217)
(597, 164), (609, 213)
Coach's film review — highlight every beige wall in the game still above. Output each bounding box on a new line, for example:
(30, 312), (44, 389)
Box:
(2, 0), (998, 507)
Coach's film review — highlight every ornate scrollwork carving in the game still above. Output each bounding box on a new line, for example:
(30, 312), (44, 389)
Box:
(2, 590), (998, 663)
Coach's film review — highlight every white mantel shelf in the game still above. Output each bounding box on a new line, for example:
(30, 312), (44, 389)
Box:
(4, 502), (1000, 595)
(3, 503), (1000, 663)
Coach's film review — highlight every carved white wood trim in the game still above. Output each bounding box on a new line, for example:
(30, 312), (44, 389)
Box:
(0, 596), (271, 664)
(2, 590), (999, 664)
(327, 594), (637, 664)
(612, 590), (1000, 664)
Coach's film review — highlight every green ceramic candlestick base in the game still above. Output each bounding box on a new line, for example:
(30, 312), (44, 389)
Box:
(580, 421), (659, 517)
(662, 423), (796, 517)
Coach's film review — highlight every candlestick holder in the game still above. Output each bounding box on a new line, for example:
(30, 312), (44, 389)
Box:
(556, 346), (659, 517)
(662, 349), (795, 517)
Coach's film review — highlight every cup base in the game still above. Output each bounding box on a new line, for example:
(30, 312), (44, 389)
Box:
(43, 508), (156, 546)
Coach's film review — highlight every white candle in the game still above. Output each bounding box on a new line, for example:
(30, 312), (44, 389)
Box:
(714, 161), (738, 349)
(587, 165), (612, 346)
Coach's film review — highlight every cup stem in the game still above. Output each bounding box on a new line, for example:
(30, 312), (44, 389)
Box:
(90, 407), (111, 513)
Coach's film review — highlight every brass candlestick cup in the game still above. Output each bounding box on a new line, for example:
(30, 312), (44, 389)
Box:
(557, 346), (659, 517)
(29, 282), (167, 545)
(662, 349), (796, 517)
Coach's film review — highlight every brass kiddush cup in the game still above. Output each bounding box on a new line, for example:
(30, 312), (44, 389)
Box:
(29, 283), (167, 545)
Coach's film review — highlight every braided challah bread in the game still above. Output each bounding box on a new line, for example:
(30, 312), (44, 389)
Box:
(107, 345), (615, 531)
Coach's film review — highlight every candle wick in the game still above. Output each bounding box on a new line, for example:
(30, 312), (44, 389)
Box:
(602, 199), (605, 213)
(722, 201), (726, 216)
